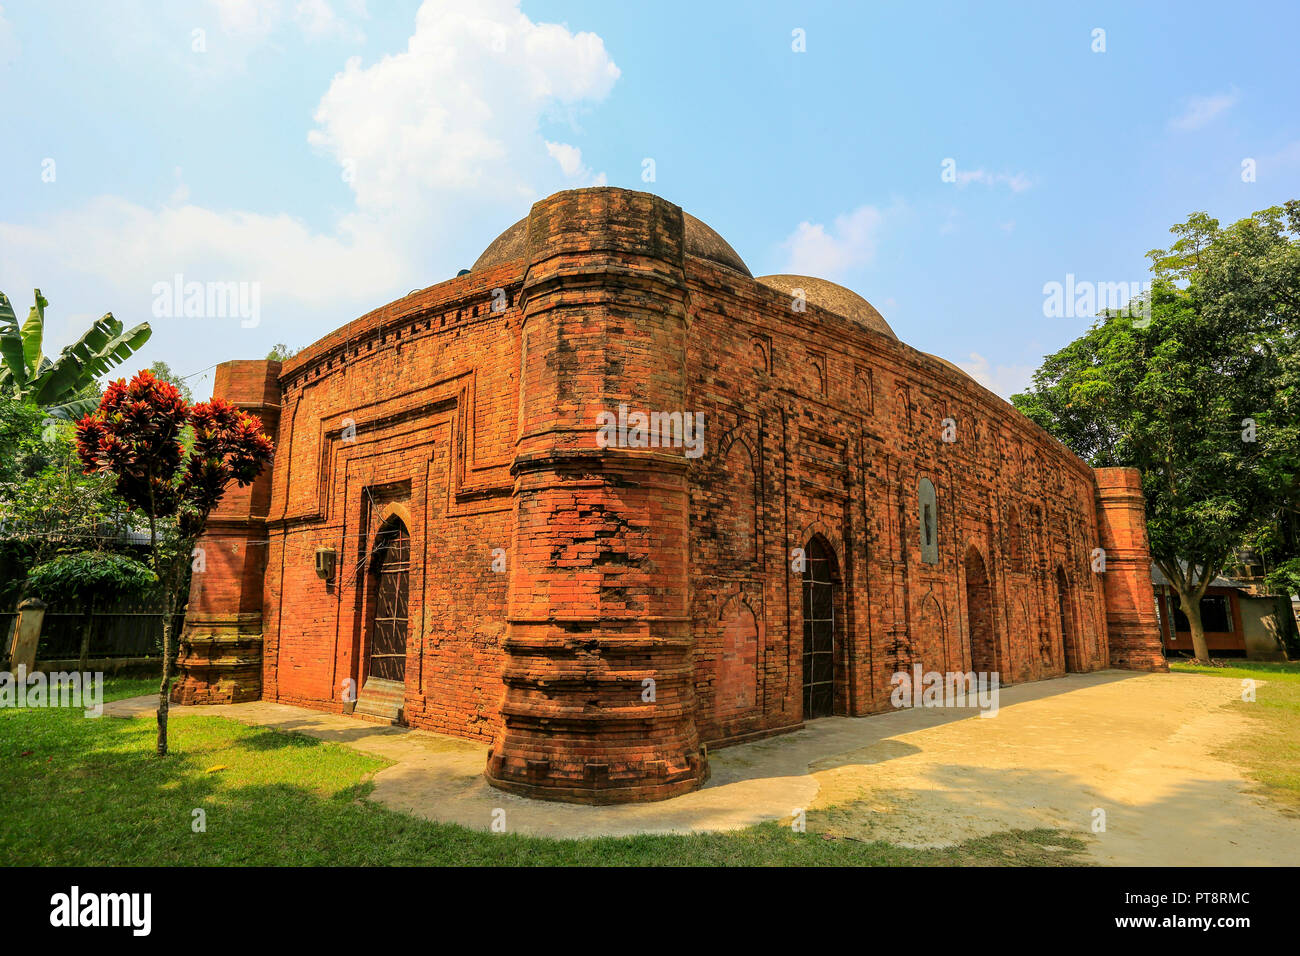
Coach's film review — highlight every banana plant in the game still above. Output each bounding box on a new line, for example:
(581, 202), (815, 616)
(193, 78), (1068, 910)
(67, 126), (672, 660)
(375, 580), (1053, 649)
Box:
(0, 288), (152, 421)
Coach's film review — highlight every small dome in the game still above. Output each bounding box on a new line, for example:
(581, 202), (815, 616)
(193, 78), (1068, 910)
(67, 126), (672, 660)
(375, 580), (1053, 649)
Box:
(682, 213), (750, 276)
(471, 210), (751, 277)
(923, 352), (972, 380)
(471, 216), (528, 272)
(755, 275), (896, 340)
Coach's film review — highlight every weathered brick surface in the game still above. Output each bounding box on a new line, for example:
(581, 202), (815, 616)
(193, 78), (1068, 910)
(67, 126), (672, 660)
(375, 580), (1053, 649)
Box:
(176, 186), (1166, 802)
(486, 189), (706, 803)
(172, 360), (281, 705)
(1094, 467), (1169, 672)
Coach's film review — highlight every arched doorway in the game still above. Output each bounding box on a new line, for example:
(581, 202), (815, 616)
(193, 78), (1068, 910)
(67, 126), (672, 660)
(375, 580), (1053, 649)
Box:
(801, 537), (838, 719)
(1055, 565), (1080, 672)
(366, 517), (410, 684)
(964, 545), (998, 674)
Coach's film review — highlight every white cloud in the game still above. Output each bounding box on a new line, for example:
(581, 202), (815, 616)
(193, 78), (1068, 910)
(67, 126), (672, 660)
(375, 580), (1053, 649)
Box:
(0, 195), (406, 312)
(1168, 90), (1238, 131)
(953, 352), (1037, 400)
(10, 0), (618, 280)
(954, 168), (1032, 192)
(210, 0), (282, 38)
(0, 196), (411, 397)
(0, 0), (619, 389)
(308, 0), (619, 213)
(545, 141), (584, 176)
(295, 0), (364, 42)
(545, 141), (605, 184)
(781, 204), (885, 279)
(0, 5), (19, 66)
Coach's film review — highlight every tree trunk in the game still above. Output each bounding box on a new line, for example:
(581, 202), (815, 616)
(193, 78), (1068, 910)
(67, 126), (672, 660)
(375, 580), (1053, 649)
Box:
(157, 581), (175, 757)
(1177, 586), (1211, 661)
(155, 534), (194, 757)
(146, 509), (171, 758)
(77, 599), (94, 674)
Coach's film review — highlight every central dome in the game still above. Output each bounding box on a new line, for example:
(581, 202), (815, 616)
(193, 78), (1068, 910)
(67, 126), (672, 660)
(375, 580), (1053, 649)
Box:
(755, 275), (896, 340)
(471, 210), (751, 277)
(468, 192), (894, 342)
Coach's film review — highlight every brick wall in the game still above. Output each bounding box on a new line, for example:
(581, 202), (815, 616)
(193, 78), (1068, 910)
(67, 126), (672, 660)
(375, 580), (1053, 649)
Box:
(679, 254), (1134, 744)
(260, 264), (520, 738)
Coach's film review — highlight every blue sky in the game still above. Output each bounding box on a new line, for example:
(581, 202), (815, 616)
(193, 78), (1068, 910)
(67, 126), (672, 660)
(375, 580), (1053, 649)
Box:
(1, 0), (1297, 400)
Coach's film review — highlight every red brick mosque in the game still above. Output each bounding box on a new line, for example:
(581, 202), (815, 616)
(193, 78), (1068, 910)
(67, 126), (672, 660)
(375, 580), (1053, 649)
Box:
(171, 187), (1166, 803)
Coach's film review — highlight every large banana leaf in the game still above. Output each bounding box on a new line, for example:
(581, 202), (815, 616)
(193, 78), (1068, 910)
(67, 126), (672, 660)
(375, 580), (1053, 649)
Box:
(0, 290), (29, 393)
(44, 394), (102, 422)
(31, 314), (152, 406)
(86, 320), (152, 377)
(21, 289), (47, 380)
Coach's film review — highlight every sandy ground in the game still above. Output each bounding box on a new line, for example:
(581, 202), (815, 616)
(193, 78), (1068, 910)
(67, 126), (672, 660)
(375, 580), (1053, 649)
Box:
(106, 670), (1299, 864)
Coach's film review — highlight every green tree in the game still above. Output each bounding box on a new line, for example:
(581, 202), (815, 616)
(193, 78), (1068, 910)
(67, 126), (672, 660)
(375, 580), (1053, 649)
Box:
(1014, 203), (1298, 660)
(149, 361), (193, 404)
(0, 289), (152, 421)
(26, 551), (157, 670)
(0, 400), (140, 583)
(266, 343), (299, 362)
(77, 370), (274, 756)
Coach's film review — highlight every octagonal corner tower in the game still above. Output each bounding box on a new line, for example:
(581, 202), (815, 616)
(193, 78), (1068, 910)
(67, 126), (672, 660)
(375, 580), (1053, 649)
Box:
(484, 187), (710, 803)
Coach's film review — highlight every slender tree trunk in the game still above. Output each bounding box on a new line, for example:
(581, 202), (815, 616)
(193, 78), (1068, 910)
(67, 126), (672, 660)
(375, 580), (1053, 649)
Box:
(145, 508), (172, 758)
(156, 532), (195, 757)
(157, 569), (176, 757)
(1176, 586), (1211, 661)
(77, 597), (95, 674)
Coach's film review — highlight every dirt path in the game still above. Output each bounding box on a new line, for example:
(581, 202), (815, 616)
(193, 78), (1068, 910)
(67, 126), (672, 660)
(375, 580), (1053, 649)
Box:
(806, 671), (1297, 865)
(107, 670), (1298, 863)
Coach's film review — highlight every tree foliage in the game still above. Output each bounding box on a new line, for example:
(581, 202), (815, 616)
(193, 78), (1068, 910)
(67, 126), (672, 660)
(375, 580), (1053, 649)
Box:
(1013, 203), (1299, 660)
(0, 399), (142, 588)
(75, 370), (273, 537)
(0, 289), (152, 421)
(26, 550), (157, 605)
(75, 369), (274, 755)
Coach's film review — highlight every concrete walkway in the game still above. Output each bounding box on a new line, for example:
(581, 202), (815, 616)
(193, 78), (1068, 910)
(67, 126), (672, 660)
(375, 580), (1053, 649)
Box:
(107, 670), (1300, 864)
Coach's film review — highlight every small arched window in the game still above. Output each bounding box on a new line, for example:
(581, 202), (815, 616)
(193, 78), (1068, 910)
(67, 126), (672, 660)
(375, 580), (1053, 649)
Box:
(919, 477), (938, 564)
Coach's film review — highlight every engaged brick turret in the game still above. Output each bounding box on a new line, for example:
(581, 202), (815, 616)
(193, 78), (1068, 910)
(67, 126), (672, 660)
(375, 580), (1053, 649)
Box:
(1093, 467), (1167, 672)
(171, 360), (282, 704)
(484, 188), (709, 803)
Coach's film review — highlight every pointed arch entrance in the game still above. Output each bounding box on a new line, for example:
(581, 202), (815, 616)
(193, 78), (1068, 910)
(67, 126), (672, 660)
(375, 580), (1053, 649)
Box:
(1056, 565), (1081, 672)
(801, 537), (839, 719)
(366, 516), (410, 684)
(963, 545), (999, 674)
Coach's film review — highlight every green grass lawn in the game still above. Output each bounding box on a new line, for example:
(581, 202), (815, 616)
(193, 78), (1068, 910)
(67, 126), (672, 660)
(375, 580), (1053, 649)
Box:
(1, 677), (1084, 866)
(12, 662), (1291, 866)
(1169, 659), (1300, 812)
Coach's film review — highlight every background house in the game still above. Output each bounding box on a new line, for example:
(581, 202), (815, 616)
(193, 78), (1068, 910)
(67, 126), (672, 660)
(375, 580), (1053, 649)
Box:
(1152, 564), (1296, 661)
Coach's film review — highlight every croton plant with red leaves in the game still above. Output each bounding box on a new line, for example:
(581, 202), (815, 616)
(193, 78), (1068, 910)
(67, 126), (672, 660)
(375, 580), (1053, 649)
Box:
(75, 369), (274, 537)
(74, 369), (273, 756)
